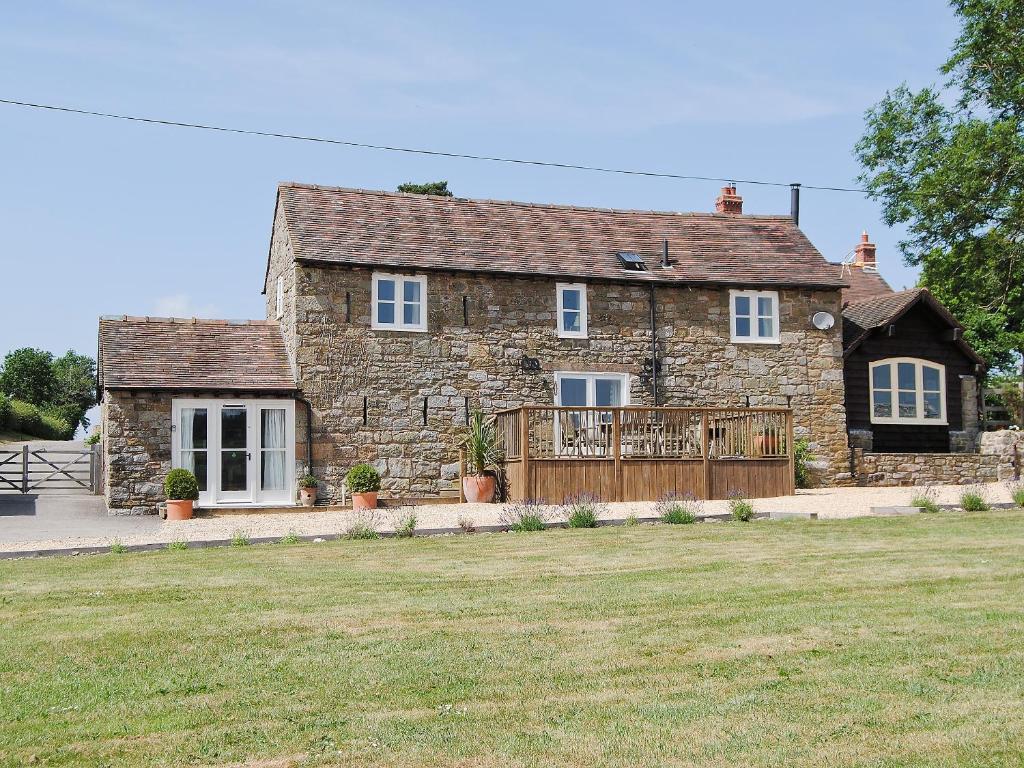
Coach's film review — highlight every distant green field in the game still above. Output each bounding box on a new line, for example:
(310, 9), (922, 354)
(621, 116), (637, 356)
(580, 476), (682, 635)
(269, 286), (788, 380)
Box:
(2, 512), (1023, 767)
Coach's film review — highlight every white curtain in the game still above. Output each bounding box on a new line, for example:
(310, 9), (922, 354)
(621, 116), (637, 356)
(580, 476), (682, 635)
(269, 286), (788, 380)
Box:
(262, 408), (286, 491)
(180, 408), (196, 474)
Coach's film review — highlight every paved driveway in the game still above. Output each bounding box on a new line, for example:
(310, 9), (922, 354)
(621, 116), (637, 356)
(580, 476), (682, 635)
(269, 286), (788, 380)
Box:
(0, 494), (160, 544)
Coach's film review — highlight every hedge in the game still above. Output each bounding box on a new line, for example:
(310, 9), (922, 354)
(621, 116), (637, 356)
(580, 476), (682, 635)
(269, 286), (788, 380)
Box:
(0, 397), (74, 440)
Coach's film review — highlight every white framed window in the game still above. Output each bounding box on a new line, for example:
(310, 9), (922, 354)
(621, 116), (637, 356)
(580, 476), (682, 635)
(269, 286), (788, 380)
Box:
(869, 358), (946, 425)
(275, 276), (284, 319)
(556, 283), (588, 338)
(372, 273), (427, 332)
(554, 371), (628, 408)
(730, 289), (780, 344)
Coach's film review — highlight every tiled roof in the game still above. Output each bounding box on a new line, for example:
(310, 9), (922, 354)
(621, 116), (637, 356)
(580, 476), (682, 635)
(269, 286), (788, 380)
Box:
(275, 183), (848, 288)
(838, 265), (894, 305)
(98, 317), (296, 391)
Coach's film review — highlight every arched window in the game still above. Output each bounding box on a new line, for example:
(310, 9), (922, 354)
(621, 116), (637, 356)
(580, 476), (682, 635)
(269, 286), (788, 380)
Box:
(869, 358), (946, 425)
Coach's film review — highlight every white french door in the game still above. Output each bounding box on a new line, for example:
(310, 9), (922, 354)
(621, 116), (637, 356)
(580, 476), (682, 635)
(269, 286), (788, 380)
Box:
(172, 398), (295, 506)
(553, 372), (628, 455)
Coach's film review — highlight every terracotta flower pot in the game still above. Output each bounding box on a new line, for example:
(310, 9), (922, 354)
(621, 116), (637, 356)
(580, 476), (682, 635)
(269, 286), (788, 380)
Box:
(300, 487), (317, 507)
(166, 499), (194, 521)
(351, 491), (378, 511)
(462, 474), (496, 504)
(754, 435), (779, 456)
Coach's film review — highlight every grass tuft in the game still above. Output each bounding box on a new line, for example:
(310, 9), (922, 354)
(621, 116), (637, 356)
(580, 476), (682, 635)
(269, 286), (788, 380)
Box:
(395, 511), (417, 538)
(166, 540), (189, 552)
(230, 530), (251, 547)
(279, 531), (301, 545)
(109, 539), (128, 554)
(656, 492), (700, 524)
(911, 485), (941, 514)
(499, 499), (548, 532)
(728, 491), (755, 522)
(960, 486), (990, 512)
(564, 492), (604, 528)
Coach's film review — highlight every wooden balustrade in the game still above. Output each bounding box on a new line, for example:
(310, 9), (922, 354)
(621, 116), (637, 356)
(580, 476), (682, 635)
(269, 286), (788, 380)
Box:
(492, 406), (794, 502)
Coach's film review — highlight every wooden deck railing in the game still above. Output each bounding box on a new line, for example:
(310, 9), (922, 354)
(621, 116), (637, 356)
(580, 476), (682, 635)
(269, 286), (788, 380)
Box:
(493, 406), (794, 502)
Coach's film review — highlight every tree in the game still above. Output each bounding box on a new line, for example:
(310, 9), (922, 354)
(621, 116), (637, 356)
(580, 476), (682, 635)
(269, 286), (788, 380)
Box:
(397, 180), (454, 197)
(50, 351), (97, 433)
(855, 0), (1024, 373)
(0, 348), (55, 404)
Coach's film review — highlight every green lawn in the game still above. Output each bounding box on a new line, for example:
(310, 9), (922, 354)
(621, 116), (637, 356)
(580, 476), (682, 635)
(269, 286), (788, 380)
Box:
(2, 513), (1024, 767)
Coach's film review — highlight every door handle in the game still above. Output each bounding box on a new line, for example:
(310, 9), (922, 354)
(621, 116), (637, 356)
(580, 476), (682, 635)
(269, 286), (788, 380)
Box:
(246, 452), (252, 460)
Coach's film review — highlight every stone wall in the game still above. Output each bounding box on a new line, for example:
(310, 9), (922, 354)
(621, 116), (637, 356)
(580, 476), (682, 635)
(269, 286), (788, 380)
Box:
(103, 390), (173, 515)
(851, 449), (1000, 486)
(291, 265), (849, 501)
(979, 429), (1023, 481)
(264, 203), (299, 373)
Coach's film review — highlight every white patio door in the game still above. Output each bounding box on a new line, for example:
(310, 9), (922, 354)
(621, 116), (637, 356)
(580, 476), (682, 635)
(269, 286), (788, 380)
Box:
(173, 398), (295, 506)
(553, 372), (628, 455)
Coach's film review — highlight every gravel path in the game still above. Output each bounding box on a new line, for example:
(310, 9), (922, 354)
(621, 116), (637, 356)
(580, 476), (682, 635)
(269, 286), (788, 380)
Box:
(1, 481), (1018, 554)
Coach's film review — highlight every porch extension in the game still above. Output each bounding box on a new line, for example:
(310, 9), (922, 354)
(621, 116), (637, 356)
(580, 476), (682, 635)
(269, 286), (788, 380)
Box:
(494, 406), (795, 503)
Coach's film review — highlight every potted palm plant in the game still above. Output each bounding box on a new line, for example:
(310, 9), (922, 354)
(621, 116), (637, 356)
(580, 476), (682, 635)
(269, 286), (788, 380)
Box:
(461, 410), (499, 503)
(164, 468), (199, 520)
(346, 463), (381, 511)
(299, 473), (318, 507)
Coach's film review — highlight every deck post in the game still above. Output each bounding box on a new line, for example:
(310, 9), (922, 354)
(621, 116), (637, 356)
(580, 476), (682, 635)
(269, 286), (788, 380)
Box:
(519, 407), (530, 501)
(786, 410), (795, 495)
(700, 411), (710, 500)
(612, 408), (622, 502)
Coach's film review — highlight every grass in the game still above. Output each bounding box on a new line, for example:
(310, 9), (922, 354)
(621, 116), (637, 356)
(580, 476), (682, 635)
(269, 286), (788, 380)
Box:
(2, 512), (1024, 766)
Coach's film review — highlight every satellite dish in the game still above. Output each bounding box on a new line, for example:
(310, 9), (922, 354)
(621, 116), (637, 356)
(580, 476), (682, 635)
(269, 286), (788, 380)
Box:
(812, 311), (835, 330)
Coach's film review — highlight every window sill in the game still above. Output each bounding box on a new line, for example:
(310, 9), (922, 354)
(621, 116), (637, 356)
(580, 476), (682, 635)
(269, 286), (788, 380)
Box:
(370, 325), (428, 333)
(730, 337), (781, 345)
(557, 332), (589, 340)
(870, 419), (948, 426)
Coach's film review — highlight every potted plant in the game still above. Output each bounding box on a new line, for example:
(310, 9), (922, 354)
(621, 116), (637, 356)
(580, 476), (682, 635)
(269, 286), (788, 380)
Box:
(298, 473), (318, 507)
(346, 463), (381, 511)
(164, 468), (199, 521)
(461, 410), (499, 503)
(753, 426), (780, 457)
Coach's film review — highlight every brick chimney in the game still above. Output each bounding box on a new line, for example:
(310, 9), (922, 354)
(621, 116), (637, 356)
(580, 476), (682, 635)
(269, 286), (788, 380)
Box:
(714, 185), (743, 214)
(854, 231), (877, 268)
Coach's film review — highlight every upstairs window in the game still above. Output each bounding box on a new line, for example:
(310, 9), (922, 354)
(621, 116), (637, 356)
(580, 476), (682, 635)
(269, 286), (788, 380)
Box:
(730, 289), (780, 344)
(275, 276), (284, 319)
(372, 273), (427, 332)
(557, 283), (588, 338)
(870, 358), (946, 425)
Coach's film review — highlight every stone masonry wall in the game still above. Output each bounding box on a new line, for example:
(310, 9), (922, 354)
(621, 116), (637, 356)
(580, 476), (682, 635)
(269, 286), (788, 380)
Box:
(980, 429), (1024, 481)
(264, 203), (299, 373)
(291, 265), (849, 501)
(103, 390), (173, 515)
(851, 449), (1000, 486)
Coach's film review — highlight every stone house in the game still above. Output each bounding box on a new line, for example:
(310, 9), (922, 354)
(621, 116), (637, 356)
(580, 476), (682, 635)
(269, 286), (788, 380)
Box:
(98, 182), (855, 513)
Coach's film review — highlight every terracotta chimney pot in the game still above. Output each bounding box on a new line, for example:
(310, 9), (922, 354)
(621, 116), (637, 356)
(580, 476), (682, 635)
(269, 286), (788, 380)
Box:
(715, 185), (743, 215)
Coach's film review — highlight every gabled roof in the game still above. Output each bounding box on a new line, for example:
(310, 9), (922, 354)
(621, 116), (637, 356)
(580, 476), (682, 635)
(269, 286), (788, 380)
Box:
(98, 317), (296, 391)
(842, 288), (985, 365)
(838, 265), (894, 305)
(271, 182), (848, 288)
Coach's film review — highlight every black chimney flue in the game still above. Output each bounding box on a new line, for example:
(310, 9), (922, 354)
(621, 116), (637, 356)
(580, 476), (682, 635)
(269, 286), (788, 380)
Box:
(790, 183), (801, 226)
(662, 238), (669, 268)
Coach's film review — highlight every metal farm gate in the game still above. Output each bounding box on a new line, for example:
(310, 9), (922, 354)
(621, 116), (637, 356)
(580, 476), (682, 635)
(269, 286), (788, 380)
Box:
(0, 445), (101, 495)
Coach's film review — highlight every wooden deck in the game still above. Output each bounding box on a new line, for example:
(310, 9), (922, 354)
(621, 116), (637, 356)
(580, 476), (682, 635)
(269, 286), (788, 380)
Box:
(492, 406), (795, 503)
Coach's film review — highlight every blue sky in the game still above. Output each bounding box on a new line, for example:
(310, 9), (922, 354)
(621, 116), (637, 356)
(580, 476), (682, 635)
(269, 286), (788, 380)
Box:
(2, 1), (959, 368)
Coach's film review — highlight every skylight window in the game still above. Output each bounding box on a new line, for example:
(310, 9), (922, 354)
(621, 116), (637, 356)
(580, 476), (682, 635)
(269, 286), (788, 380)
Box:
(616, 251), (647, 271)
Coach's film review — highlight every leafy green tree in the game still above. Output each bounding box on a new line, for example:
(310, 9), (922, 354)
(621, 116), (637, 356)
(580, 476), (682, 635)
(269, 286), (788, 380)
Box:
(397, 180), (453, 197)
(855, 0), (1024, 372)
(50, 351), (97, 432)
(0, 348), (55, 404)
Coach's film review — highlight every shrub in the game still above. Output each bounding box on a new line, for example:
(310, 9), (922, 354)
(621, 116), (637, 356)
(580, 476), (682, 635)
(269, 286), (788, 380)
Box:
(110, 539), (128, 554)
(959, 486), (990, 512)
(166, 540), (189, 551)
(1009, 482), (1024, 509)
(656, 492), (701, 524)
(346, 521), (381, 540)
(0, 393), (10, 427)
(84, 430), (101, 446)
(624, 514), (640, 526)
(279, 531), (301, 545)
(499, 499), (548, 532)
(40, 409), (74, 440)
(395, 511), (417, 538)
(346, 463), (381, 493)
(299, 473), (318, 489)
(164, 468), (199, 501)
(564, 492), (605, 528)
(729, 492), (755, 522)
(230, 530), (251, 547)
(910, 485), (941, 514)
(8, 399), (42, 435)
(794, 439), (814, 489)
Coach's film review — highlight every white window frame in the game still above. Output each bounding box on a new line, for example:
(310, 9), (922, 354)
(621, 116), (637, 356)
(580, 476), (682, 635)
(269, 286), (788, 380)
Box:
(869, 358), (947, 425)
(730, 289), (780, 344)
(556, 282), (588, 339)
(371, 272), (428, 332)
(275, 276), (284, 319)
(553, 371), (630, 407)
(171, 398), (296, 507)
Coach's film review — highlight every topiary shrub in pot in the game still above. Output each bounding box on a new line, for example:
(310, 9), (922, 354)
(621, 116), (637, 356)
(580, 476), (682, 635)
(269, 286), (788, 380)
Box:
(346, 463), (381, 511)
(298, 473), (318, 507)
(164, 468), (199, 520)
(460, 410), (499, 503)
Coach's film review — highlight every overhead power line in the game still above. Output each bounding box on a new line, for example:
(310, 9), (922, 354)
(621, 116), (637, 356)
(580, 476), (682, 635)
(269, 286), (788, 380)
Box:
(0, 97), (872, 194)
